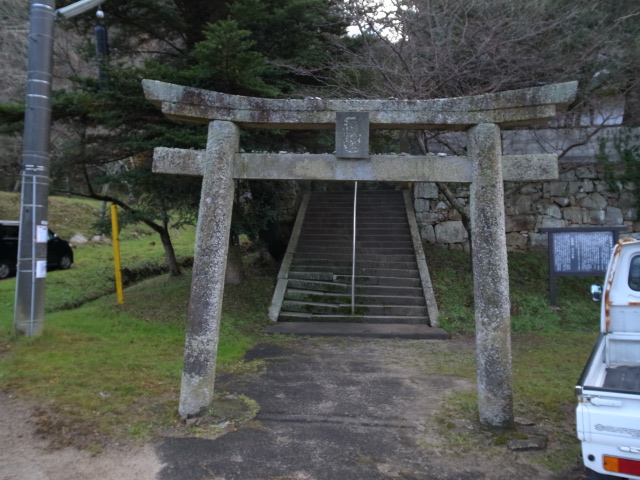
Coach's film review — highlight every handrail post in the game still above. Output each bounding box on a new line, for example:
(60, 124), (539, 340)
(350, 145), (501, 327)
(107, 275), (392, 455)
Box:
(351, 181), (358, 315)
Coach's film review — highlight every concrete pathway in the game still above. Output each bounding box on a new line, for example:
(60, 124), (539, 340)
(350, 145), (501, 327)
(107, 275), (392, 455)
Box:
(155, 338), (580, 480)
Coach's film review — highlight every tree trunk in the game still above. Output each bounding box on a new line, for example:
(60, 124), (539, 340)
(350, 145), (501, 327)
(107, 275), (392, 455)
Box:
(415, 130), (473, 257)
(435, 181), (473, 258)
(225, 243), (244, 285)
(158, 224), (182, 276)
(74, 167), (184, 277)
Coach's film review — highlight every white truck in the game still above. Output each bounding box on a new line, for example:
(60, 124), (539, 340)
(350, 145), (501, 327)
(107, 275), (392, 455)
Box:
(577, 238), (640, 480)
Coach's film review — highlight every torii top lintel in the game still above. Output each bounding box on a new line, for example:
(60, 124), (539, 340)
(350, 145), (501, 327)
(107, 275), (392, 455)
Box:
(142, 80), (578, 131)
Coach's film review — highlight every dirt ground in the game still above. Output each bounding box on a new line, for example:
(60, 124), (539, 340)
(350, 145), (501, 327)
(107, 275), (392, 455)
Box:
(0, 337), (590, 480)
(0, 391), (162, 480)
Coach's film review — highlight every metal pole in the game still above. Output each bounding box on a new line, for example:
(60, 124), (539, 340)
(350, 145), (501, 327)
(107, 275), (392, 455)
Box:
(110, 205), (124, 304)
(14, 0), (56, 337)
(94, 9), (109, 89)
(351, 181), (358, 315)
(14, 0), (108, 336)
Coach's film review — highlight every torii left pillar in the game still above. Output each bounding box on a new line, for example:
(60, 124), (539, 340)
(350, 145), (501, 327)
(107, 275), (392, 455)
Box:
(179, 120), (239, 418)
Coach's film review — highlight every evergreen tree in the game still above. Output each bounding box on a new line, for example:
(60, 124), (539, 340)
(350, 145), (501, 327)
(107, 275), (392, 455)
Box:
(0, 0), (348, 274)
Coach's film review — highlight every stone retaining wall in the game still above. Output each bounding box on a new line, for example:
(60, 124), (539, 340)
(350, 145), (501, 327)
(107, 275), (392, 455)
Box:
(414, 163), (639, 251)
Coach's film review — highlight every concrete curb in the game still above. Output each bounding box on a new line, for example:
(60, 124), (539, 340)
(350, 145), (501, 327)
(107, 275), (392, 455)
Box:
(403, 190), (440, 327)
(263, 321), (450, 339)
(268, 192), (310, 321)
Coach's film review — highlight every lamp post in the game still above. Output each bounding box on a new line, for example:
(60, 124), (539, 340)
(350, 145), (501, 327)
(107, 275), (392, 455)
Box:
(14, 0), (106, 337)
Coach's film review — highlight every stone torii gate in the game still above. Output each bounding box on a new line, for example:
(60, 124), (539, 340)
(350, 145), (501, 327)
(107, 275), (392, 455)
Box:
(143, 79), (577, 427)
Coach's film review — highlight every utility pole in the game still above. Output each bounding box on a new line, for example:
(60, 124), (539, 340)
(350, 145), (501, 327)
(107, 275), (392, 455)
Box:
(14, 0), (106, 337)
(14, 0), (56, 337)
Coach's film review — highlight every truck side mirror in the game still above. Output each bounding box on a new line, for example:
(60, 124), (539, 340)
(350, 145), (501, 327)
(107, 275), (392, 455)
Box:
(591, 284), (603, 302)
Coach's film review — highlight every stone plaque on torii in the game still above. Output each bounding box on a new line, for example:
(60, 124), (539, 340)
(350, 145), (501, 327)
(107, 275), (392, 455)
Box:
(143, 80), (577, 427)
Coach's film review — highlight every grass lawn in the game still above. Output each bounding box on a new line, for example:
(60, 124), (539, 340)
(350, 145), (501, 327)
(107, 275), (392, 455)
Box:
(0, 271), (274, 446)
(1, 192), (197, 311)
(0, 255), (275, 443)
(1, 191), (119, 240)
(0, 192), (274, 446)
(424, 244), (600, 470)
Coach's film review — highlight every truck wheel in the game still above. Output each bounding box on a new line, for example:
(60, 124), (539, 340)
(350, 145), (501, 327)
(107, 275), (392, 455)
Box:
(587, 468), (626, 480)
(0, 260), (11, 279)
(58, 254), (72, 270)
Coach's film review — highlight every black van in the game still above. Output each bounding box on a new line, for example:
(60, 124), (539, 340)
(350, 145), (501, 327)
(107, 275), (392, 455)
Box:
(0, 220), (74, 279)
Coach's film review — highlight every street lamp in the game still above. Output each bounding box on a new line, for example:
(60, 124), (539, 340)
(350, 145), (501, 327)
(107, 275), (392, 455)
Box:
(57, 0), (106, 19)
(14, 0), (106, 337)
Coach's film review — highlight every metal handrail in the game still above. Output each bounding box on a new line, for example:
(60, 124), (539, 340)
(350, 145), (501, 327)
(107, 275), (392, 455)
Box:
(351, 181), (358, 314)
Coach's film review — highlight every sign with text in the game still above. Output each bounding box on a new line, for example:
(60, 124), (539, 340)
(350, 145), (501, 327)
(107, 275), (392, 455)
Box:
(36, 225), (48, 243)
(541, 226), (628, 305)
(335, 112), (369, 159)
(552, 231), (614, 273)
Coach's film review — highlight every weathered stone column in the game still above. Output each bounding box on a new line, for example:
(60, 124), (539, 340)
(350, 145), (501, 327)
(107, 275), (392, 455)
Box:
(467, 123), (514, 428)
(179, 120), (239, 418)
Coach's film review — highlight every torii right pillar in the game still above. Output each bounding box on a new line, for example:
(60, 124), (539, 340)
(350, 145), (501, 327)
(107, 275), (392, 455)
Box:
(468, 123), (513, 428)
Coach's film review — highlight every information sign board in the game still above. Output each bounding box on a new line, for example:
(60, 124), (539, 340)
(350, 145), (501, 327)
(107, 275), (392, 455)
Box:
(541, 227), (627, 305)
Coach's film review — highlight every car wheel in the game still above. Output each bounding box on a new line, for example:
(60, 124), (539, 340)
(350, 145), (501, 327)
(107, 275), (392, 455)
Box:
(58, 254), (72, 270)
(0, 260), (11, 280)
(586, 468), (625, 480)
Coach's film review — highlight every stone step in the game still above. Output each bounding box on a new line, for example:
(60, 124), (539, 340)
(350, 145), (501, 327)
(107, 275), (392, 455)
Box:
(303, 223), (410, 229)
(291, 258), (418, 270)
(307, 202), (404, 206)
(263, 322), (450, 339)
(309, 196), (404, 201)
(288, 279), (351, 293)
(292, 254), (418, 263)
(311, 193), (404, 198)
(301, 222), (410, 230)
(298, 233), (411, 242)
(306, 202), (405, 209)
(303, 217), (406, 224)
(301, 228), (411, 236)
(287, 271), (336, 282)
(307, 211), (406, 218)
(290, 265), (420, 278)
(305, 208), (405, 216)
(286, 279), (424, 296)
(280, 300), (428, 316)
(288, 272), (422, 287)
(284, 289), (425, 306)
(313, 198), (404, 202)
(295, 240), (415, 249)
(291, 263), (418, 273)
(307, 200), (405, 207)
(296, 246), (416, 256)
(277, 312), (429, 325)
(333, 275), (422, 287)
(306, 208), (405, 216)
(308, 200), (404, 206)
(310, 192), (403, 199)
(310, 190), (402, 194)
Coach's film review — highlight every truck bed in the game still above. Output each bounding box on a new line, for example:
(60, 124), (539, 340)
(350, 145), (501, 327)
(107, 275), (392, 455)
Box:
(577, 334), (640, 395)
(603, 366), (640, 392)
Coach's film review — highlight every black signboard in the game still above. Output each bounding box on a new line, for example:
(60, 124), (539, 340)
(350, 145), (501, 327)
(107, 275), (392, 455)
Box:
(541, 226), (628, 305)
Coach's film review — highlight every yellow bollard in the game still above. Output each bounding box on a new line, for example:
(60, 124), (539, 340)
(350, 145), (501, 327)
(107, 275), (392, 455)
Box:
(110, 204), (124, 304)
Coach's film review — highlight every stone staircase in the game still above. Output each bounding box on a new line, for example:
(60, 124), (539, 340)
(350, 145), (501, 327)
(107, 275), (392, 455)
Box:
(277, 190), (431, 325)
